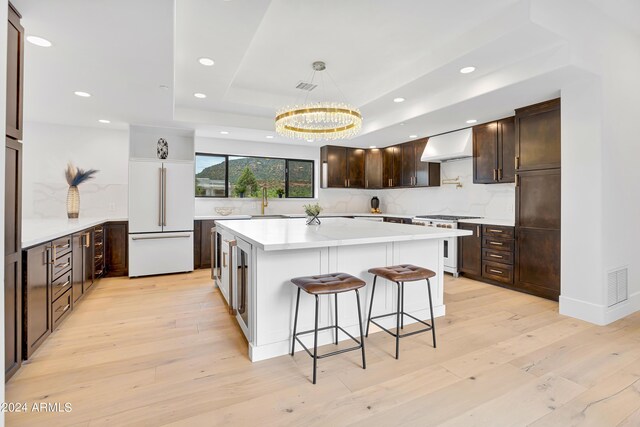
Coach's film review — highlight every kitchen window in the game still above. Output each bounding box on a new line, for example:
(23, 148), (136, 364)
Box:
(195, 153), (314, 198)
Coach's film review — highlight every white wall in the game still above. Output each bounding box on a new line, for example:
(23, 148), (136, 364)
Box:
(22, 122), (129, 219)
(195, 136), (515, 219)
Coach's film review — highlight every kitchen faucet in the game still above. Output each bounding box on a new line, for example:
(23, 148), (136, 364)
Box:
(261, 185), (269, 215)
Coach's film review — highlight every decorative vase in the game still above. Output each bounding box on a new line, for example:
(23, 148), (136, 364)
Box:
(306, 215), (321, 225)
(371, 196), (380, 210)
(157, 138), (168, 159)
(67, 185), (80, 219)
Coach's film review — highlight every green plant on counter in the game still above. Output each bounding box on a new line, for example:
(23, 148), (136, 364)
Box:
(303, 203), (322, 217)
(276, 188), (285, 198)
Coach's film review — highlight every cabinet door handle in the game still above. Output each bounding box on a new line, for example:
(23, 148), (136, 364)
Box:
(228, 240), (237, 315)
(493, 169), (497, 181)
(223, 252), (227, 268)
(366, 179), (368, 188)
(498, 169), (503, 180)
(163, 167), (167, 226)
(56, 303), (71, 314)
(488, 229), (503, 233)
(55, 243), (70, 250)
(489, 254), (503, 259)
(490, 269), (503, 274)
(158, 167), (163, 226)
(58, 280), (71, 290)
(476, 226), (480, 237)
(490, 241), (504, 246)
(55, 261), (70, 269)
(515, 174), (520, 187)
(515, 156), (519, 169)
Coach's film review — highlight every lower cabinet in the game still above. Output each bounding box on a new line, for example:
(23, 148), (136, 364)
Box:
(194, 220), (215, 269)
(105, 222), (128, 277)
(23, 244), (51, 359)
(72, 229), (94, 303)
(458, 223), (482, 277)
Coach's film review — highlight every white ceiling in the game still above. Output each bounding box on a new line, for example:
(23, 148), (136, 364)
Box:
(12, 0), (627, 148)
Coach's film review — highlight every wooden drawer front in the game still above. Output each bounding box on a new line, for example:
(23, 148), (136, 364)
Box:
(482, 261), (514, 284)
(482, 237), (514, 252)
(52, 289), (72, 328)
(52, 236), (72, 258)
(52, 251), (73, 279)
(483, 248), (514, 265)
(482, 225), (514, 239)
(52, 269), (72, 301)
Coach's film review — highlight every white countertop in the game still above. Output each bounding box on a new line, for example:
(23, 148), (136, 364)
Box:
(458, 218), (515, 227)
(22, 217), (127, 248)
(216, 217), (471, 251)
(194, 214), (252, 220)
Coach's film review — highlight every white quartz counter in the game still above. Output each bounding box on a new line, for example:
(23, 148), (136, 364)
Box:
(458, 218), (515, 227)
(22, 217), (127, 248)
(216, 217), (471, 251)
(194, 214), (252, 220)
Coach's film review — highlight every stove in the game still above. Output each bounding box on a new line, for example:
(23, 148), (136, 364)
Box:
(411, 214), (482, 276)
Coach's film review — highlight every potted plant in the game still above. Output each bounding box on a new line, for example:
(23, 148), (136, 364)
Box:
(276, 188), (285, 198)
(303, 203), (323, 225)
(65, 163), (98, 219)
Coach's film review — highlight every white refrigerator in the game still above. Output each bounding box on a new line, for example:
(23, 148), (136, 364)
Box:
(128, 159), (195, 277)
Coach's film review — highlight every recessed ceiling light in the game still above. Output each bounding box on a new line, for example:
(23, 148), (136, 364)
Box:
(74, 91), (91, 97)
(98, 119), (111, 124)
(369, 145), (377, 149)
(220, 131), (229, 135)
(198, 57), (215, 66)
(194, 93), (207, 99)
(409, 134), (418, 138)
(26, 35), (52, 47)
(393, 97), (405, 103)
(460, 66), (476, 74)
(466, 119), (477, 124)
(265, 135), (274, 139)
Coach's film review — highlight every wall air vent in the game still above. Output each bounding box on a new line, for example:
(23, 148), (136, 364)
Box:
(295, 81), (317, 91)
(607, 267), (628, 307)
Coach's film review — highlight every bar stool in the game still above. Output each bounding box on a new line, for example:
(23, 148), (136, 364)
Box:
(291, 272), (366, 384)
(366, 264), (436, 359)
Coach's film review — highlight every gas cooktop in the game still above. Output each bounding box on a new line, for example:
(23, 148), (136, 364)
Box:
(414, 215), (482, 221)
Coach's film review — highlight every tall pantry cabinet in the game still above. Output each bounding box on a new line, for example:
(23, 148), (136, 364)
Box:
(5, 2), (24, 381)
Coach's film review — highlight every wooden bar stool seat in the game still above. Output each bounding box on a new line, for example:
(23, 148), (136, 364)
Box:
(366, 264), (437, 359)
(291, 273), (367, 384)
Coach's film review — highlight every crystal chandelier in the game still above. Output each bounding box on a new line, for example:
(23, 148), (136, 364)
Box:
(275, 61), (362, 141)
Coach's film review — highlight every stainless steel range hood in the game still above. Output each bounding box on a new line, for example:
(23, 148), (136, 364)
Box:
(420, 128), (472, 162)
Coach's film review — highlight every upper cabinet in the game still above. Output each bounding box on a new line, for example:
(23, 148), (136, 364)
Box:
(515, 99), (561, 171)
(473, 117), (515, 184)
(322, 140), (441, 190)
(321, 146), (364, 188)
(6, 4), (23, 141)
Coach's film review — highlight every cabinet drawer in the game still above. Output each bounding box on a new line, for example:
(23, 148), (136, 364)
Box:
(482, 261), (514, 284)
(52, 269), (72, 301)
(52, 288), (72, 328)
(482, 237), (514, 252)
(482, 225), (514, 239)
(52, 236), (72, 258)
(51, 250), (73, 279)
(482, 248), (514, 265)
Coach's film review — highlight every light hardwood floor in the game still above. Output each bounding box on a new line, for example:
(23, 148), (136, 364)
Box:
(6, 270), (640, 426)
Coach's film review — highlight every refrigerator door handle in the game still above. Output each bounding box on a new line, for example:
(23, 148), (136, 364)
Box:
(162, 166), (167, 226)
(158, 167), (163, 227)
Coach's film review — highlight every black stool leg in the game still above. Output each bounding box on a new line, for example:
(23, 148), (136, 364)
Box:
(365, 275), (377, 337)
(334, 293), (339, 345)
(395, 281), (401, 359)
(355, 289), (366, 369)
(291, 287), (301, 356)
(427, 278), (436, 348)
(313, 294), (319, 384)
(400, 281), (405, 329)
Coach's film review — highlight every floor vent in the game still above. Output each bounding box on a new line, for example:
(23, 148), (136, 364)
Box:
(295, 81), (317, 91)
(607, 267), (628, 307)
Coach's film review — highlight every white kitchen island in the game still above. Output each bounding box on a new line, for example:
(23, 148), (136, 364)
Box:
(214, 217), (471, 362)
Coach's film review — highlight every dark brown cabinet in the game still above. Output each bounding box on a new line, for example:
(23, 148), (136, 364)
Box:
(413, 139), (440, 187)
(72, 229), (94, 304)
(5, 3), (23, 381)
(514, 98), (561, 301)
(400, 142), (416, 187)
(458, 223), (482, 277)
(473, 117), (515, 184)
(347, 148), (365, 188)
(383, 146), (401, 188)
(22, 244), (50, 359)
(365, 149), (383, 189)
(320, 146), (365, 188)
(94, 225), (104, 279)
(195, 220), (215, 269)
(105, 222), (128, 277)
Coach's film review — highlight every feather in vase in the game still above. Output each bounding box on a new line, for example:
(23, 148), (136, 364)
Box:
(65, 162), (99, 186)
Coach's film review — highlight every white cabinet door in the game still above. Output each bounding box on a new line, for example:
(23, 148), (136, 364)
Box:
(163, 161), (195, 232)
(129, 160), (163, 233)
(128, 232), (194, 277)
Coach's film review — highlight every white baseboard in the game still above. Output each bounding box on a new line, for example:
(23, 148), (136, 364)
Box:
(560, 292), (640, 325)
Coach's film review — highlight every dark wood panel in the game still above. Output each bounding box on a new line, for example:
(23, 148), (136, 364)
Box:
(516, 169), (561, 230)
(52, 288), (72, 329)
(347, 148), (365, 188)
(6, 4), (23, 141)
(93, 226), (104, 279)
(498, 117), (515, 183)
(515, 98), (561, 171)
(320, 146), (347, 188)
(458, 223), (482, 277)
(400, 142), (415, 187)
(515, 228), (561, 300)
(482, 236), (514, 253)
(473, 122), (498, 184)
(482, 260), (514, 284)
(51, 269), (72, 302)
(199, 220), (215, 268)
(365, 149), (383, 189)
(51, 251), (72, 281)
(482, 224), (514, 239)
(482, 248), (514, 265)
(382, 146), (401, 188)
(23, 244), (50, 359)
(72, 234), (84, 303)
(105, 222), (128, 277)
